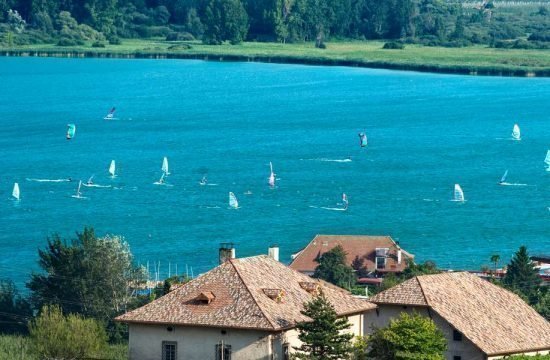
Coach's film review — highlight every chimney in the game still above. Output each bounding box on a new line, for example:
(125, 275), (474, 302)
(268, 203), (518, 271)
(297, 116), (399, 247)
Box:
(268, 244), (279, 262)
(219, 243), (236, 264)
(397, 249), (402, 265)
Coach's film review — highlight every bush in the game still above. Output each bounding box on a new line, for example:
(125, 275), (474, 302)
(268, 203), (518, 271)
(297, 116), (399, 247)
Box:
(57, 37), (82, 46)
(528, 31), (550, 42)
(167, 44), (192, 50)
(383, 41), (405, 49)
(166, 31), (195, 41)
(29, 305), (107, 359)
(108, 35), (121, 45)
(92, 41), (106, 47)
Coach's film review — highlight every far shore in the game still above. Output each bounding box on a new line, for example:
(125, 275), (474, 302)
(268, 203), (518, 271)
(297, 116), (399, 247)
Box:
(2, 39), (549, 77)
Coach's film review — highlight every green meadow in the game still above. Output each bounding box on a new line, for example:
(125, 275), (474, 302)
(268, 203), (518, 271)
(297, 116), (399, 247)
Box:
(3, 39), (550, 76)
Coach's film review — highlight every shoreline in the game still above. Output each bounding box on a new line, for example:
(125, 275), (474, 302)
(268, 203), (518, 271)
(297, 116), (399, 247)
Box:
(1, 48), (548, 77)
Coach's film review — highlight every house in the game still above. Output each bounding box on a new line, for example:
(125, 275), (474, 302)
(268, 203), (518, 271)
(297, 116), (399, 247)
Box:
(367, 272), (550, 360)
(289, 235), (414, 277)
(116, 255), (376, 360)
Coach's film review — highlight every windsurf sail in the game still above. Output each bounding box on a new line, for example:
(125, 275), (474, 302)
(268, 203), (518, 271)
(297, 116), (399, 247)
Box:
(512, 124), (521, 141)
(453, 184), (465, 202)
(199, 176), (207, 186)
(162, 157), (169, 175)
(87, 175), (94, 185)
(500, 170), (508, 184)
(109, 160), (116, 177)
(268, 162), (275, 187)
(229, 192), (239, 209)
(545, 150), (550, 167)
(66, 124), (76, 140)
(342, 193), (348, 209)
(72, 180), (83, 198)
(12, 183), (20, 201)
(104, 107), (116, 120)
(358, 133), (368, 147)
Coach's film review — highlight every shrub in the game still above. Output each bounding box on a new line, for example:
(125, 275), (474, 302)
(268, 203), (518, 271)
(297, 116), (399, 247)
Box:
(166, 32), (195, 41)
(108, 35), (121, 45)
(383, 41), (405, 49)
(92, 41), (106, 47)
(167, 44), (192, 50)
(29, 305), (107, 359)
(57, 37), (81, 46)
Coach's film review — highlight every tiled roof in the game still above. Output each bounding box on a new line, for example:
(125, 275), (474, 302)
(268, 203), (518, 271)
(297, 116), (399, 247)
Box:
(116, 255), (375, 331)
(289, 235), (413, 273)
(369, 272), (550, 356)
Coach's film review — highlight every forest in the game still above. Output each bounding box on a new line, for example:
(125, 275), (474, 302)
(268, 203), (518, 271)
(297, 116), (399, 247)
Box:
(0, 0), (549, 49)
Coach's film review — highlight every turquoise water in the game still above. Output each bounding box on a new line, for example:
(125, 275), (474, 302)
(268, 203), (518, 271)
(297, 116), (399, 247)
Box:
(0, 57), (548, 287)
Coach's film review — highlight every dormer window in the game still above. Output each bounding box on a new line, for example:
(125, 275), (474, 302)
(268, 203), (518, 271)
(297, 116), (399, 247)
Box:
(196, 291), (215, 305)
(263, 288), (285, 303)
(299, 282), (319, 294)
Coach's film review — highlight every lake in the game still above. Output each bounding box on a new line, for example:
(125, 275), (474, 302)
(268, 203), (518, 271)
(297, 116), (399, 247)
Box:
(0, 57), (548, 287)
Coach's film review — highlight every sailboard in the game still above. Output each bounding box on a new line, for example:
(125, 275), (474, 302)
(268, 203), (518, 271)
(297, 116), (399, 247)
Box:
(109, 160), (116, 178)
(499, 170), (509, 185)
(359, 133), (368, 147)
(66, 124), (76, 140)
(452, 184), (465, 202)
(268, 162), (275, 187)
(162, 157), (170, 175)
(82, 175), (111, 188)
(104, 107), (116, 120)
(511, 124), (521, 141)
(229, 192), (239, 209)
(154, 173), (169, 186)
(342, 193), (348, 210)
(12, 183), (20, 201)
(71, 180), (87, 199)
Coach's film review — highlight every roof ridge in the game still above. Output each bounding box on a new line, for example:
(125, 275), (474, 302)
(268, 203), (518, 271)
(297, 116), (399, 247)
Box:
(415, 276), (430, 306)
(229, 258), (278, 330)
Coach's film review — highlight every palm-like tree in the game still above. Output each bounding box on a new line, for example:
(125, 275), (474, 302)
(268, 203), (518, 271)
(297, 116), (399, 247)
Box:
(490, 254), (501, 275)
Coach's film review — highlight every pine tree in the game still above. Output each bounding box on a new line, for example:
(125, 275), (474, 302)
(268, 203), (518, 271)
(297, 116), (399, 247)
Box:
(503, 246), (540, 297)
(294, 291), (353, 359)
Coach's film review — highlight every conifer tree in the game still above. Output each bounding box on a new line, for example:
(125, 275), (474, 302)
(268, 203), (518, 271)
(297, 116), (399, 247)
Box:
(503, 246), (540, 297)
(294, 290), (353, 360)
(313, 245), (355, 289)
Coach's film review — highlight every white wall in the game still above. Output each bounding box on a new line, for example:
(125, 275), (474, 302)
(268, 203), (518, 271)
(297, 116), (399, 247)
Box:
(128, 324), (272, 360)
(364, 305), (485, 360)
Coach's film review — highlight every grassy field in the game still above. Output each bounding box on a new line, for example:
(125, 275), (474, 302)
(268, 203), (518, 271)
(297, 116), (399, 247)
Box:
(0, 335), (128, 360)
(2, 39), (550, 76)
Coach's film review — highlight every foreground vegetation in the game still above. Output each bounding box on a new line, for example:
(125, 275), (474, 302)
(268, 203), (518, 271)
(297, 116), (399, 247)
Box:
(2, 38), (550, 76)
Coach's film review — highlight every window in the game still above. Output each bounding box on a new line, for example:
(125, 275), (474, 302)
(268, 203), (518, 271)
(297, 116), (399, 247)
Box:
(453, 330), (462, 341)
(215, 343), (232, 360)
(282, 343), (290, 360)
(162, 341), (177, 360)
(376, 256), (386, 269)
(453, 356), (462, 360)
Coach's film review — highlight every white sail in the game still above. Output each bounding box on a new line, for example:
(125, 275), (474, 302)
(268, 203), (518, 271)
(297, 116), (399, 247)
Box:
(512, 124), (521, 141)
(109, 160), (116, 177)
(500, 170), (508, 183)
(229, 192), (239, 209)
(268, 162), (275, 187)
(342, 193), (348, 209)
(545, 150), (550, 166)
(162, 157), (169, 175)
(12, 183), (20, 200)
(453, 184), (465, 202)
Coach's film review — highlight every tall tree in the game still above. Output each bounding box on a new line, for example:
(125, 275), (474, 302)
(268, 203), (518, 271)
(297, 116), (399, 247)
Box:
(490, 254), (500, 275)
(203, 0), (248, 44)
(313, 245), (355, 289)
(27, 228), (146, 325)
(294, 290), (353, 360)
(367, 312), (447, 360)
(503, 246), (540, 297)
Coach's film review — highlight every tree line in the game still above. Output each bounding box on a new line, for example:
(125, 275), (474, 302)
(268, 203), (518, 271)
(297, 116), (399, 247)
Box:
(0, 0), (548, 48)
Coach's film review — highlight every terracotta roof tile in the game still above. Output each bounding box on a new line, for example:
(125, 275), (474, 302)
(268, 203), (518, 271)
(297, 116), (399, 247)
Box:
(369, 272), (550, 355)
(116, 255), (375, 331)
(289, 235), (413, 273)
